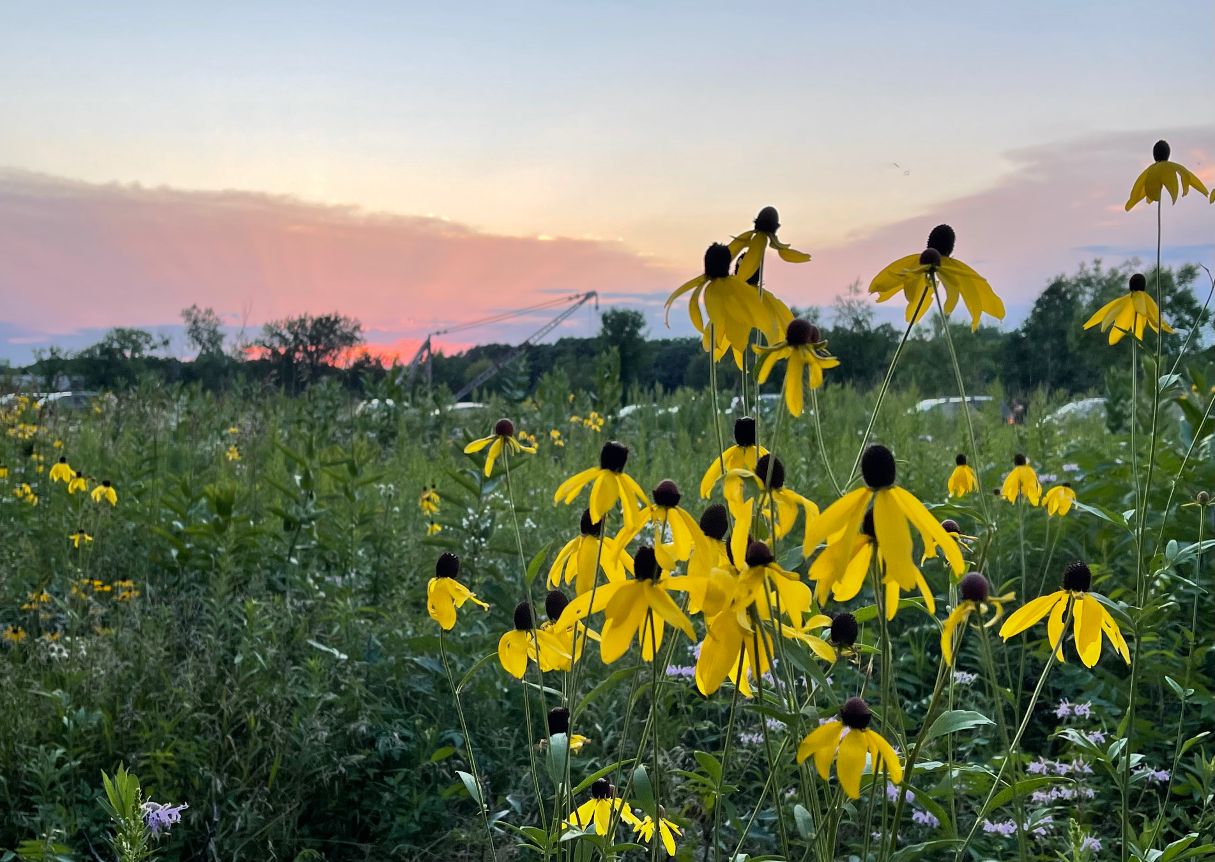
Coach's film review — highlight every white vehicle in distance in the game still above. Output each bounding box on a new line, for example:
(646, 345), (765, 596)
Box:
(1044, 397), (1105, 424)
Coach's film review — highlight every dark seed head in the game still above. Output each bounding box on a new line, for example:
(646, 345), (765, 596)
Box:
(493, 418), (515, 438)
(545, 589), (569, 622)
(513, 601), (535, 631)
(435, 552), (461, 579)
(959, 572), (990, 604)
(653, 479), (681, 508)
(1062, 482), (1071, 489)
(1129, 273), (1147, 293)
(579, 509), (604, 537)
(57, 456), (67, 464)
(940, 519), (960, 535)
(1197, 491), (1211, 506)
(704, 243), (733, 280)
(1153, 139), (1170, 162)
(744, 540), (775, 568)
(926, 224), (956, 257)
(840, 697), (873, 730)
(599, 441), (629, 472)
(754, 454), (785, 489)
(786, 318), (819, 346)
(699, 504), (729, 541)
(1013, 454), (1027, 467)
(733, 416), (757, 447)
(830, 612), (858, 647)
(955, 453), (967, 466)
(754, 206), (781, 234)
(1062, 561), (1092, 592)
(547, 706), (570, 735)
(634, 546), (660, 581)
(590, 778), (613, 799)
(919, 248), (942, 268)
(861, 445), (896, 489)
(861, 508), (876, 539)
(74, 471), (83, 479)
(102, 480), (112, 488)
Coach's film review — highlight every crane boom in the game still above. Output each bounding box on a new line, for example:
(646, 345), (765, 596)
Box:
(452, 291), (597, 401)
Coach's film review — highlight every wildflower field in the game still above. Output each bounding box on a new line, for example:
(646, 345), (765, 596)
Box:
(2, 143), (1214, 862)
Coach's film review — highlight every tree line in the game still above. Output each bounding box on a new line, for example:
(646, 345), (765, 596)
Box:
(8, 261), (1212, 401)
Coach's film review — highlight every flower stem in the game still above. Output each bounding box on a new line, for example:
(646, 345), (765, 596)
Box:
(439, 630), (500, 862)
(886, 657), (948, 860)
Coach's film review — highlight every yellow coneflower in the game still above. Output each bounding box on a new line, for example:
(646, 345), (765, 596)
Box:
(723, 454), (818, 545)
(1001, 455), (1041, 506)
(545, 707), (590, 754)
(67, 472), (88, 494)
(869, 225), (1005, 331)
(0, 464), (8, 478)
(633, 811), (684, 857)
(1083, 273), (1173, 345)
(562, 778), (639, 835)
(225, 445), (241, 462)
(549, 428), (565, 448)
(557, 546), (698, 663)
(948, 453), (979, 498)
(464, 418), (536, 478)
(803, 446), (964, 619)
(1125, 140), (1209, 210)
(418, 484), (441, 516)
(427, 553), (489, 631)
(665, 243), (784, 366)
(49, 456), (73, 483)
(999, 561), (1130, 668)
(729, 206), (812, 281)
(548, 509), (630, 596)
(699, 416), (768, 499)
(91, 480), (118, 506)
(553, 441), (649, 530)
(808, 509), (874, 605)
(684, 504), (736, 617)
(69, 529), (93, 549)
(1042, 483), (1076, 517)
(2, 625), (27, 645)
(753, 320), (840, 417)
(426, 521), (443, 535)
(796, 697), (903, 799)
(939, 573), (1013, 666)
(533, 590), (591, 672)
(615, 480), (710, 570)
(498, 602), (544, 678)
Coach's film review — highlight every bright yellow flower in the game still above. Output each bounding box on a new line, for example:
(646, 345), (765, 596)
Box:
(999, 561), (1130, 668)
(426, 521), (443, 535)
(796, 697), (903, 799)
(803, 446), (964, 619)
(1001, 455), (1041, 506)
(225, 445), (241, 462)
(615, 479), (710, 570)
(808, 510), (874, 605)
(1042, 484), (1076, 517)
(534, 589), (598, 672)
(498, 602), (548, 678)
(665, 243), (787, 367)
(2, 625), (27, 645)
(633, 813), (683, 857)
(699, 416), (768, 499)
(562, 778), (639, 835)
(91, 480), (117, 506)
(683, 504), (736, 617)
(67, 472), (88, 494)
(0, 464), (7, 478)
(464, 418), (536, 478)
(939, 573), (1013, 666)
(869, 225), (1005, 331)
(548, 510), (630, 596)
(549, 429), (565, 448)
(418, 484), (441, 515)
(723, 454), (818, 545)
(227, 425), (240, 435)
(427, 553), (489, 631)
(1125, 140), (1209, 210)
(754, 320), (840, 417)
(729, 206), (812, 282)
(1083, 273), (1173, 345)
(948, 453), (979, 498)
(69, 530), (93, 549)
(52, 439), (63, 449)
(49, 456), (73, 483)
(554, 441), (649, 530)
(557, 546), (698, 664)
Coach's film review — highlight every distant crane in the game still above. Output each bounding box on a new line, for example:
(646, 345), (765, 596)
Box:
(402, 291), (599, 399)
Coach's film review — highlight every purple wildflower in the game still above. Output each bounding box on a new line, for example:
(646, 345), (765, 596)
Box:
(1135, 766), (1170, 783)
(1080, 835), (1102, 853)
(1055, 700), (1073, 718)
(142, 800), (188, 836)
(912, 809), (939, 828)
(1085, 730), (1107, 744)
(1027, 757), (1051, 775)
(953, 670), (978, 685)
(665, 665), (695, 679)
(982, 818), (1018, 837)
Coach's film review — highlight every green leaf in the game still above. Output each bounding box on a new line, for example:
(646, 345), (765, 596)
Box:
(456, 769), (484, 807)
(923, 709), (993, 742)
(632, 764), (655, 814)
(988, 775), (1056, 810)
(526, 543), (552, 588)
(694, 750), (723, 786)
(573, 761), (629, 795)
(546, 733), (570, 787)
(457, 653), (498, 693)
(793, 803), (814, 840)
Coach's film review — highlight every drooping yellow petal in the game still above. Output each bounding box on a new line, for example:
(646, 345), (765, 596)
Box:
(498, 630), (530, 679)
(867, 729), (904, 785)
(463, 435), (494, 454)
(999, 591), (1065, 639)
(939, 604), (971, 666)
(835, 728), (869, 798)
(555, 467), (601, 505)
(1075, 593), (1103, 667)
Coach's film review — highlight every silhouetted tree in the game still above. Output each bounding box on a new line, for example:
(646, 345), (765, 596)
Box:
(256, 313), (363, 392)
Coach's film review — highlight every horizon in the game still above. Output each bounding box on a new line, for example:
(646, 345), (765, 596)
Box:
(2, 2), (1214, 364)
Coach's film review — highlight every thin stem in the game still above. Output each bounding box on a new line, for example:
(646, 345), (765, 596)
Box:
(886, 658), (949, 859)
(810, 386), (842, 496)
(712, 653), (745, 862)
(439, 631), (500, 862)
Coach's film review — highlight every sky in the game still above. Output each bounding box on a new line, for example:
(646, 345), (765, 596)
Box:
(1, 2), (1213, 364)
